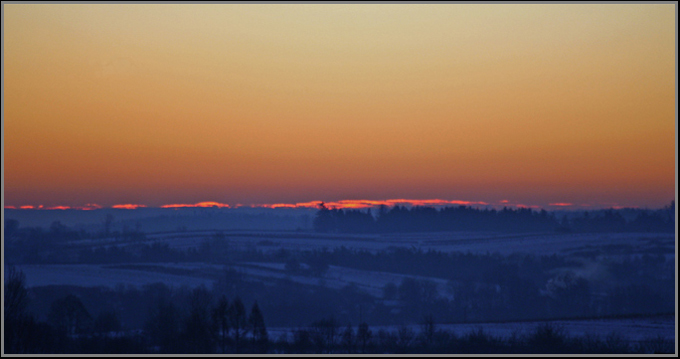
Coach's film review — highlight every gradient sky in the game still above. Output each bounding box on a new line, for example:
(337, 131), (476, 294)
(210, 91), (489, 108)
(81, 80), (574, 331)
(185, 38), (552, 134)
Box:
(3, 4), (676, 209)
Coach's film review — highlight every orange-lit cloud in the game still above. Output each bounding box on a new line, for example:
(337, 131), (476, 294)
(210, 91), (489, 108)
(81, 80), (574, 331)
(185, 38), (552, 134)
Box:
(75, 203), (103, 210)
(46, 205), (72, 210)
(260, 203), (301, 209)
(255, 199), (489, 210)
(1, 199), (649, 211)
(160, 201), (230, 209)
(256, 201), (326, 209)
(112, 204), (147, 209)
(6, 204), (100, 210)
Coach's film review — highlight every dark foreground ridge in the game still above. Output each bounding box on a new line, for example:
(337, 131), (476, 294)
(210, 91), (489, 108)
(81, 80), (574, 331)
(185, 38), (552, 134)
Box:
(4, 265), (675, 354)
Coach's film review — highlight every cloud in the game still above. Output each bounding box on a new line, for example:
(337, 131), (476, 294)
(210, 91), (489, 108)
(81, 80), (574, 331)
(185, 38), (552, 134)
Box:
(252, 199), (489, 210)
(112, 204), (147, 209)
(160, 201), (230, 209)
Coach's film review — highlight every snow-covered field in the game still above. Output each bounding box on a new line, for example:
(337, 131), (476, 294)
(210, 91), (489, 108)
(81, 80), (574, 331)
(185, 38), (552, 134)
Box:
(234, 262), (452, 298)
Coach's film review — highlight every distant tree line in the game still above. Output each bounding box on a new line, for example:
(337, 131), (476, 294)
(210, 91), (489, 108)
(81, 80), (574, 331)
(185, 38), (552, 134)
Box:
(313, 201), (675, 234)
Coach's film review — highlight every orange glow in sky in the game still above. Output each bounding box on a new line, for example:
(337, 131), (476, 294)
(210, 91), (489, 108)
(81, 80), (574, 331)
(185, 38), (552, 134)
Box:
(3, 4), (676, 210)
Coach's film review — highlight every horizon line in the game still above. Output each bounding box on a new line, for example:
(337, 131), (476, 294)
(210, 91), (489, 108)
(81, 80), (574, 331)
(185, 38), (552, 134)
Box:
(3, 198), (657, 211)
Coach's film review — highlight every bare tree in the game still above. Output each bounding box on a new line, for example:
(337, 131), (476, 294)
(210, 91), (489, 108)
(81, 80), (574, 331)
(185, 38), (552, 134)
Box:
(4, 266), (30, 353)
(229, 297), (248, 353)
(357, 322), (373, 354)
(183, 285), (214, 353)
(47, 294), (93, 336)
(310, 316), (339, 353)
(396, 325), (415, 353)
(249, 301), (268, 352)
(145, 299), (181, 353)
(4, 266), (28, 320)
(420, 314), (436, 347)
(211, 295), (230, 353)
(340, 323), (355, 353)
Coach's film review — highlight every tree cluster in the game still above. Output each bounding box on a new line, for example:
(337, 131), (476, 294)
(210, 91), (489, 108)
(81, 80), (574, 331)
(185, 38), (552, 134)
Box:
(313, 202), (675, 234)
(4, 267), (270, 354)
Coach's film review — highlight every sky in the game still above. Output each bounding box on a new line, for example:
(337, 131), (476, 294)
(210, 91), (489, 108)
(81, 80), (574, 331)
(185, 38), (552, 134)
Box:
(3, 4), (677, 210)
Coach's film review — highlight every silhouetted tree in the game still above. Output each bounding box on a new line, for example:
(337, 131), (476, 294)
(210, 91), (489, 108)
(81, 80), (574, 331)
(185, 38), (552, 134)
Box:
(211, 295), (230, 353)
(249, 301), (268, 352)
(310, 316), (339, 353)
(420, 314), (436, 347)
(398, 277), (439, 319)
(93, 310), (122, 334)
(4, 266), (29, 320)
(528, 323), (568, 353)
(4, 266), (31, 353)
(229, 297), (248, 353)
(340, 323), (355, 353)
(357, 322), (372, 354)
(313, 202), (334, 233)
(292, 328), (312, 353)
(396, 325), (415, 353)
(48, 294), (93, 336)
(145, 299), (181, 353)
(182, 285), (214, 353)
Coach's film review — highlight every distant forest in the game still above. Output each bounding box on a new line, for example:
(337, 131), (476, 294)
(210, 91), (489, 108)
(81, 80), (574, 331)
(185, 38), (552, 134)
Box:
(312, 201), (676, 234)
